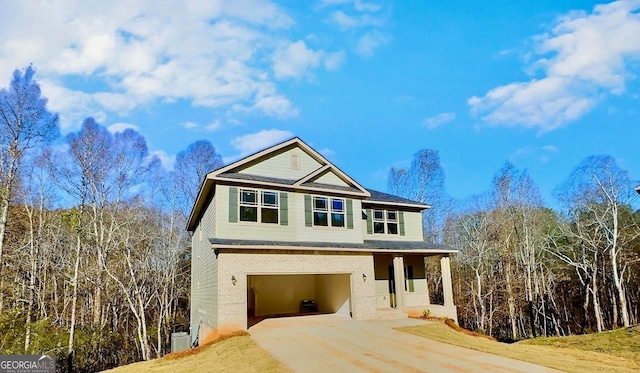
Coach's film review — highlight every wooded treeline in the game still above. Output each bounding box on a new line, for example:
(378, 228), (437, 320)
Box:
(390, 149), (640, 342)
(0, 67), (222, 371)
(0, 66), (638, 371)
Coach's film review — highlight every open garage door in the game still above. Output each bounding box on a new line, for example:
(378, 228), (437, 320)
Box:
(247, 274), (352, 318)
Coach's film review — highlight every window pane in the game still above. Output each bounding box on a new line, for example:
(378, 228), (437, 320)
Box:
(241, 190), (257, 204)
(331, 213), (344, 227)
(387, 223), (398, 234)
(332, 198), (344, 212)
(314, 212), (328, 226)
(374, 222), (385, 234)
(374, 210), (384, 220)
(262, 208), (278, 224)
(314, 197), (328, 210)
(240, 206), (257, 222)
(387, 211), (397, 221)
(262, 191), (278, 207)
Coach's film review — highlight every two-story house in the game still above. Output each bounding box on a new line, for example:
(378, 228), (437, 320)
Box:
(187, 138), (457, 344)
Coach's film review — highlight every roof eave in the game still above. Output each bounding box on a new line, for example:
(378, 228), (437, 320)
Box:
(362, 200), (431, 209)
(211, 244), (457, 255)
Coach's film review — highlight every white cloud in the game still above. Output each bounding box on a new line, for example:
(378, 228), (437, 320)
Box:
(273, 40), (323, 79)
(469, 0), (640, 132)
(317, 147), (336, 158)
(182, 121), (198, 129)
(151, 149), (176, 170)
(330, 10), (385, 30)
(230, 129), (294, 158)
(272, 41), (345, 79)
(511, 144), (560, 163)
(205, 120), (222, 132)
(39, 80), (108, 129)
(356, 31), (388, 57)
(108, 122), (139, 133)
(0, 0), (315, 129)
(324, 51), (346, 70)
(253, 95), (299, 118)
(424, 112), (456, 129)
(321, 0), (382, 13)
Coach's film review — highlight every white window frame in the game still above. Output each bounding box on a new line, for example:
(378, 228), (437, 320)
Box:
(312, 196), (345, 228)
(372, 209), (399, 235)
(239, 188), (279, 224)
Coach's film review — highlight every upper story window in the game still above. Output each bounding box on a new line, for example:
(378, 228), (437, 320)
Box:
(313, 196), (345, 227)
(373, 209), (398, 234)
(240, 189), (279, 224)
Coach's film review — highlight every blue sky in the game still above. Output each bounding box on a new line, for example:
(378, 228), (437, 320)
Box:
(1, 0), (639, 207)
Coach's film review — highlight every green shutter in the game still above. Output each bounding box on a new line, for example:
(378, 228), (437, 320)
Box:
(366, 208), (372, 234)
(229, 187), (238, 223)
(399, 211), (405, 236)
(280, 192), (288, 226)
(304, 195), (312, 227)
(406, 265), (414, 292)
(346, 199), (353, 229)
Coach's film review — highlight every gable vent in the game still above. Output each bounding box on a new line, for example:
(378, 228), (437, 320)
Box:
(290, 153), (300, 170)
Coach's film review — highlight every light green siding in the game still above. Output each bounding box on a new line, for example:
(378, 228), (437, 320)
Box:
(314, 171), (349, 187)
(361, 208), (424, 241)
(216, 185), (365, 243)
(238, 147), (322, 180)
(190, 193), (219, 344)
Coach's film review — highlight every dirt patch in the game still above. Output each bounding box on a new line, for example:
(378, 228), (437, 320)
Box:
(409, 315), (496, 341)
(164, 330), (249, 360)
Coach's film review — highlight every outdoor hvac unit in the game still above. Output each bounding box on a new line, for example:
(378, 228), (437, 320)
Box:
(171, 332), (190, 353)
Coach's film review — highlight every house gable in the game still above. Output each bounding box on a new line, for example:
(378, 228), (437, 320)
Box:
(187, 138), (371, 232)
(211, 137), (370, 196)
(235, 145), (322, 180)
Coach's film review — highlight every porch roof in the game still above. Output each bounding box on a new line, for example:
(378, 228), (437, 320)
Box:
(209, 238), (457, 254)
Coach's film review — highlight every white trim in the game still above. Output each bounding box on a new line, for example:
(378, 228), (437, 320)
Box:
(214, 176), (369, 197)
(212, 244), (458, 255)
(372, 209), (399, 236)
(294, 164), (331, 185)
(207, 137), (371, 197)
(238, 188), (280, 224)
(312, 195), (346, 228)
(363, 200), (431, 209)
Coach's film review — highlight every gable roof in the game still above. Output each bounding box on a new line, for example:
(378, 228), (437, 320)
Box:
(186, 137), (428, 231)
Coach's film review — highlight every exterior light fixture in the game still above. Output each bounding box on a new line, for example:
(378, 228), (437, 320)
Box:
(362, 273), (366, 282)
(231, 275), (237, 285)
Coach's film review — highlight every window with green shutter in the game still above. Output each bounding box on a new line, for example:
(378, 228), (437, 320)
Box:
(229, 187), (238, 223)
(346, 199), (354, 229)
(279, 192), (288, 226)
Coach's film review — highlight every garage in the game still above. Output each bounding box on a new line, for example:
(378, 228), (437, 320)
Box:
(247, 273), (352, 319)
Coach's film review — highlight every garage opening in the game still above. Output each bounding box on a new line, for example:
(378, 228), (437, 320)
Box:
(247, 274), (351, 322)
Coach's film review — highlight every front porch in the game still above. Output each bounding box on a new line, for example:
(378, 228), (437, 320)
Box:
(373, 253), (457, 322)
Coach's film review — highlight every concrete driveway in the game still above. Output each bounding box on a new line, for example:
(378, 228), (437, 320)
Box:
(250, 314), (560, 373)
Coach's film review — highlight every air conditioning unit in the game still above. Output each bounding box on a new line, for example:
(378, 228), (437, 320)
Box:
(171, 332), (191, 353)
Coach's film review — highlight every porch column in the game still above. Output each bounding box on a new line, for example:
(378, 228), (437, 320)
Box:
(440, 255), (454, 307)
(423, 257), (431, 306)
(392, 256), (405, 311)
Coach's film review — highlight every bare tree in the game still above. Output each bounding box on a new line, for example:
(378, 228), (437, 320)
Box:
(388, 149), (453, 242)
(0, 66), (58, 303)
(553, 156), (639, 328)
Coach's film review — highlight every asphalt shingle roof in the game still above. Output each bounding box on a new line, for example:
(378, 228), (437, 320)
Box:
(209, 238), (455, 252)
(216, 173), (426, 206)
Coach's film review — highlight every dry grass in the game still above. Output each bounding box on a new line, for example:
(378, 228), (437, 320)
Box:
(520, 325), (640, 364)
(102, 334), (291, 373)
(396, 321), (640, 373)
